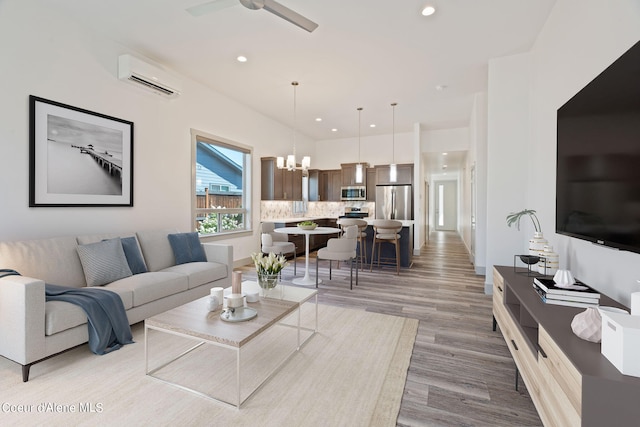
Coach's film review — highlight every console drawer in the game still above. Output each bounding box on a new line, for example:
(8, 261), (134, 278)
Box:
(538, 325), (581, 424)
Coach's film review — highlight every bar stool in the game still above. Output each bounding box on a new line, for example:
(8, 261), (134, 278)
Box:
(337, 218), (368, 270)
(370, 219), (402, 275)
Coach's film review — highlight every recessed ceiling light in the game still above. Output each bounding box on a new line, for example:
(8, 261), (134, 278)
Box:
(315, 118), (322, 122)
(369, 124), (376, 128)
(421, 5), (436, 16)
(331, 128), (338, 132)
(442, 152), (448, 155)
(237, 55), (247, 62)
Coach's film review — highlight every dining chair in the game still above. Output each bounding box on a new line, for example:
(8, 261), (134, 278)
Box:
(260, 222), (296, 276)
(370, 219), (402, 275)
(315, 225), (358, 289)
(337, 218), (368, 271)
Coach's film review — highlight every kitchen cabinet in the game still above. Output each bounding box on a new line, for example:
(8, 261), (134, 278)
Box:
(366, 168), (376, 201)
(341, 162), (369, 186)
(261, 157), (303, 200)
(307, 169), (320, 201)
(319, 169), (341, 201)
(375, 163), (413, 185)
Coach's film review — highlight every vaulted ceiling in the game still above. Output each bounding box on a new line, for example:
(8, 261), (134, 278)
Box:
(47, 0), (556, 143)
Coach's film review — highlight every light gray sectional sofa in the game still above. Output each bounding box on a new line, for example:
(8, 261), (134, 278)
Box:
(0, 229), (233, 381)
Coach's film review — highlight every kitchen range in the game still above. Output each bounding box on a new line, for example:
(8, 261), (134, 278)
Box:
(339, 206), (370, 219)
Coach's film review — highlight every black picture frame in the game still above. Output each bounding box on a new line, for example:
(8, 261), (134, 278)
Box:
(29, 95), (134, 207)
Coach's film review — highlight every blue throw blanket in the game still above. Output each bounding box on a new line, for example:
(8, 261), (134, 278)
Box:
(0, 269), (133, 355)
(46, 284), (134, 355)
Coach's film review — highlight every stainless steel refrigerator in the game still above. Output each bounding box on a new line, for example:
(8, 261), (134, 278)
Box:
(375, 185), (412, 220)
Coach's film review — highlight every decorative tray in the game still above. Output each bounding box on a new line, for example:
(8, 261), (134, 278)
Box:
(220, 306), (257, 323)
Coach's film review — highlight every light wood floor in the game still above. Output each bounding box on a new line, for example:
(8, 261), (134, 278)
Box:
(240, 231), (543, 426)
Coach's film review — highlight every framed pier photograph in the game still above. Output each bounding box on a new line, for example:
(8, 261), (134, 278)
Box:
(29, 96), (133, 207)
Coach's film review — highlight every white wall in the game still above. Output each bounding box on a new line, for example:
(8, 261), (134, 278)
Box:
(528, 0), (640, 305)
(469, 92), (488, 275)
(486, 0), (640, 304)
(486, 52), (532, 288)
(313, 132), (413, 170)
(0, 1), (314, 264)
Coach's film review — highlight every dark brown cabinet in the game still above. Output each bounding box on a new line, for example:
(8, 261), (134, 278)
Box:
(366, 168), (376, 201)
(341, 163), (369, 186)
(261, 157), (303, 200)
(307, 169), (320, 201)
(375, 163), (413, 185)
(319, 169), (341, 201)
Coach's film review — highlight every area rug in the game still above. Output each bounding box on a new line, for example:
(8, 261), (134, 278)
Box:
(0, 303), (418, 427)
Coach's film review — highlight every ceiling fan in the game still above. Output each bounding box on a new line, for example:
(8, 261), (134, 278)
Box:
(186, 0), (319, 33)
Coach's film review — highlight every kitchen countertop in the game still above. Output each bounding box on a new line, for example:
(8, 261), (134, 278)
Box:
(266, 217), (333, 223)
(363, 218), (414, 227)
(264, 217), (414, 227)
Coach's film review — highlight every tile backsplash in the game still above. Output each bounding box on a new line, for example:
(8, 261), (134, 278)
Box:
(260, 201), (375, 220)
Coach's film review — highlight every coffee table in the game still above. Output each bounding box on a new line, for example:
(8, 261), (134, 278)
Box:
(144, 284), (317, 409)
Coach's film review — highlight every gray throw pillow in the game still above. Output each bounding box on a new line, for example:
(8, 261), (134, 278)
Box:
(168, 232), (207, 265)
(77, 238), (133, 286)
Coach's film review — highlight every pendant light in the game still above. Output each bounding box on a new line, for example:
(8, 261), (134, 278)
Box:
(277, 81), (311, 172)
(355, 107), (363, 184)
(389, 102), (398, 183)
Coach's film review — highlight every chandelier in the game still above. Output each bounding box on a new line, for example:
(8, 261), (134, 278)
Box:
(390, 102), (398, 183)
(277, 81), (310, 172)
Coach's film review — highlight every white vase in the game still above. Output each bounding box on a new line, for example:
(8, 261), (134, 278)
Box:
(529, 232), (548, 258)
(538, 245), (559, 275)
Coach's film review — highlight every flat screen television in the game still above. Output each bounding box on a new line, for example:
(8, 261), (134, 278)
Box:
(556, 40), (640, 254)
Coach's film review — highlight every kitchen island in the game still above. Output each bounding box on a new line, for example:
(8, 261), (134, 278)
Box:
(362, 219), (413, 269)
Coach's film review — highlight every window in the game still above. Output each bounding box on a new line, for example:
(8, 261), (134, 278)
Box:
(192, 130), (252, 236)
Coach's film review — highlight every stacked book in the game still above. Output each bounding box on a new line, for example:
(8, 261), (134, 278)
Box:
(533, 277), (600, 308)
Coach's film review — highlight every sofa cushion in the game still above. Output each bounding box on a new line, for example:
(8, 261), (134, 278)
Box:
(44, 286), (134, 336)
(120, 236), (148, 275)
(76, 238), (133, 287)
(168, 232), (207, 264)
(45, 301), (87, 336)
(136, 229), (179, 272)
(162, 261), (228, 289)
(104, 271), (188, 307)
(0, 236), (86, 287)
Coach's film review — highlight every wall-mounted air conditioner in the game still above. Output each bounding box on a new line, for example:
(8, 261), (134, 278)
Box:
(117, 54), (182, 98)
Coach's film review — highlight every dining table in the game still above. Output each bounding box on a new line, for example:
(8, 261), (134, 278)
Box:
(274, 226), (341, 286)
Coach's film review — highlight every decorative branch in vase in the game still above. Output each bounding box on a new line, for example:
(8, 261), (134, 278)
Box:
(506, 209), (547, 264)
(506, 209), (541, 233)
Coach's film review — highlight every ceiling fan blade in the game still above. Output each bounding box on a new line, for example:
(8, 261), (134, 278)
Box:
(262, 0), (319, 32)
(186, 0), (237, 17)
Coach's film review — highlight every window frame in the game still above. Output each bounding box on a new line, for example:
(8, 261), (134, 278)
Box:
(191, 129), (252, 238)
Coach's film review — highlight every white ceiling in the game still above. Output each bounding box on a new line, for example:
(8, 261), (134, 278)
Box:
(47, 0), (556, 143)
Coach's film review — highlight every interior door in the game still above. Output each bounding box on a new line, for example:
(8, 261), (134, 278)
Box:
(434, 180), (457, 231)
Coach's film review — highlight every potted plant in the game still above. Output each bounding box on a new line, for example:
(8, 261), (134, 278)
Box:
(251, 252), (287, 297)
(506, 209), (547, 263)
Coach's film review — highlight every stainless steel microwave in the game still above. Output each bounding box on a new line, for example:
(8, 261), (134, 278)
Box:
(341, 186), (366, 201)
